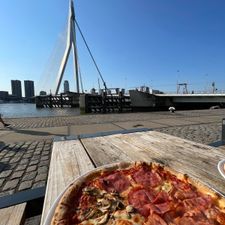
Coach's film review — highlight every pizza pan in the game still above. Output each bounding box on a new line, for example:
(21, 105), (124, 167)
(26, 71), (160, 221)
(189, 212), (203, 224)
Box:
(218, 159), (225, 180)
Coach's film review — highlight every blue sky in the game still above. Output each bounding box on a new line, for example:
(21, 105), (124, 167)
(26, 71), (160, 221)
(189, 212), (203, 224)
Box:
(1, 0), (225, 96)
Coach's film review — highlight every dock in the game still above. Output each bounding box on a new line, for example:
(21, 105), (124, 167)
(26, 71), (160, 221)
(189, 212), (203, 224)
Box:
(79, 93), (131, 113)
(35, 92), (79, 108)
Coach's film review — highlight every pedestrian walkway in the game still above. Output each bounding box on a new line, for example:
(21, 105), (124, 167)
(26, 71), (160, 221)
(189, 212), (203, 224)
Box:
(0, 109), (224, 143)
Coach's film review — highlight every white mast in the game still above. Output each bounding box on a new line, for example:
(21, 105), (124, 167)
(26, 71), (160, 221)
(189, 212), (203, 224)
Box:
(55, 0), (79, 95)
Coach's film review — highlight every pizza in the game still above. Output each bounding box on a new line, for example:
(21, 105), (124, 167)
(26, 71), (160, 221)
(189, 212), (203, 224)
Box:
(50, 162), (225, 225)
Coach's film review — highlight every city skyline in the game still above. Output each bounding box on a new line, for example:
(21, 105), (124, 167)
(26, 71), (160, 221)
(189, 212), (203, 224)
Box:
(1, 1), (225, 94)
(1, 79), (34, 98)
(0, 79), (73, 97)
(7, 79), (34, 98)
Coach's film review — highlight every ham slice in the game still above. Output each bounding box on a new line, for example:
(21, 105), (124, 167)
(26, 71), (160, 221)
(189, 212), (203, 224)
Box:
(153, 191), (170, 204)
(154, 202), (173, 214)
(173, 216), (215, 225)
(183, 196), (213, 210)
(128, 188), (155, 205)
(138, 202), (173, 217)
(128, 188), (172, 217)
(100, 172), (130, 193)
(145, 213), (168, 225)
(128, 187), (155, 217)
(132, 166), (162, 188)
(173, 189), (197, 200)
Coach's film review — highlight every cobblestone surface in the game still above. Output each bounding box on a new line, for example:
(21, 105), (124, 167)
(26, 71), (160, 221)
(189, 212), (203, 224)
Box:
(156, 123), (221, 145)
(0, 140), (52, 197)
(3, 108), (225, 129)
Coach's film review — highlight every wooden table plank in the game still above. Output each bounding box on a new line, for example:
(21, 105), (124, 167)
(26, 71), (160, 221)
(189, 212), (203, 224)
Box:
(81, 131), (225, 195)
(109, 133), (221, 181)
(116, 131), (222, 167)
(129, 131), (224, 168)
(81, 136), (132, 167)
(112, 131), (225, 194)
(40, 140), (95, 225)
(0, 203), (26, 225)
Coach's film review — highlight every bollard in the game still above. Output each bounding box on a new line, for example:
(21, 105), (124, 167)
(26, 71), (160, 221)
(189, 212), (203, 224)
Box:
(222, 118), (225, 142)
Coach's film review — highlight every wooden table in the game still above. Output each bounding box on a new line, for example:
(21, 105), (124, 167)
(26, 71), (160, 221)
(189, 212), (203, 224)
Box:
(40, 130), (225, 225)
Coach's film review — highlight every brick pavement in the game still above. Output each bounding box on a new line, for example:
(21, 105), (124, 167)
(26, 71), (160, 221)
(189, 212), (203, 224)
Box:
(4, 108), (225, 129)
(0, 139), (52, 197)
(156, 122), (221, 145)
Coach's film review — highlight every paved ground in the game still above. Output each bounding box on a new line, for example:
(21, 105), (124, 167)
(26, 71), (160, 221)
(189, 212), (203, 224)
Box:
(156, 123), (221, 145)
(0, 140), (52, 197)
(0, 108), (224, 143)
(0, 109), (225, 225)
(2, 108), (225, 129)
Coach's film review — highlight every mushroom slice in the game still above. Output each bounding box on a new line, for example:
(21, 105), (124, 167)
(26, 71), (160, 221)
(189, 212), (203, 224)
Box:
(126, 205), (134, 213)
(83, 186), (95, 192)
(83, 186), (100, 196)
(99, 190), (107, 196)
(98, 199), (111, 213)
(111, 199), (124, 211)
(98, 198), (110, 206)
(82, 208), (101, 220)
(96, 213), (109, 224)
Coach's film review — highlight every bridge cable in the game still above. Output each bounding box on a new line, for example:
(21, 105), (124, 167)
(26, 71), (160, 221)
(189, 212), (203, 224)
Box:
(75, 19), (108, 91)
(37, 22), (68, 94)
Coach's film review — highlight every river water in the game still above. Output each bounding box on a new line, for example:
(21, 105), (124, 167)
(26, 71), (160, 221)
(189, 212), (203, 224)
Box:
(0, 103), (80, 118)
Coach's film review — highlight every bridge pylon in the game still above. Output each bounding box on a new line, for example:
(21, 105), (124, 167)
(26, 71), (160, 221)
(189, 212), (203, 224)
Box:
(55, 0), (79, 95)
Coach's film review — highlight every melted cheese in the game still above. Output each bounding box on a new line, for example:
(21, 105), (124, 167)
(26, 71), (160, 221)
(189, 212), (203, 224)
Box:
(161, 182), (172, 192)
(112, 210), (144, 225)
(79, 210), (145, 225)
(154, 181), (172, 193)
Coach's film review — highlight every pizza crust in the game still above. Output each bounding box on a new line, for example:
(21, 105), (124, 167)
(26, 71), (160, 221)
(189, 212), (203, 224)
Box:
(50, 161), (225, 225)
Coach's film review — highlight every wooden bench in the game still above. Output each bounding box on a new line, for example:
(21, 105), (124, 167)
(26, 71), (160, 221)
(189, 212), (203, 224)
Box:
(0, 202), (26, 225)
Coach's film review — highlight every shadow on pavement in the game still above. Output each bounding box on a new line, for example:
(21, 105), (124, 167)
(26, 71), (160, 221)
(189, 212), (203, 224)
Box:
(7, 127), (66, 137)
(0, 162), (11, 172)
(0, 141), (6, 150)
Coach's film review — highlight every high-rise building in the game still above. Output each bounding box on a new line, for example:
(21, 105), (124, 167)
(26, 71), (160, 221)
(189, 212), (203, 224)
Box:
(39, 91), (47, 96)
(24, 80), (35, 98)
(0, 91), (9, 100)
(11, 80), (22, 99)
(64, 80), (70, 93)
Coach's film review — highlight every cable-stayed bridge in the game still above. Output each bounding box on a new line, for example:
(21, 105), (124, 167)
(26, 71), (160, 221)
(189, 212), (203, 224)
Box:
(37, 0), (107, 98)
